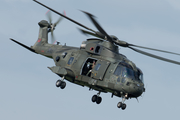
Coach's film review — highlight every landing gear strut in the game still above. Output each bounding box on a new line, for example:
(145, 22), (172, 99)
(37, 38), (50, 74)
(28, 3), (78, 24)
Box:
(117, 94), (128, 110)
(56, 76), (66, 89)
(92, 92), (102, 104)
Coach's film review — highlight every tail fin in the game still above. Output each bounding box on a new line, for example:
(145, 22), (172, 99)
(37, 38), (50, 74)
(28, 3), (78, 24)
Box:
(31, 20), (55, 57)
(33, 20), (49, 47)
(10, 20), (50, 55)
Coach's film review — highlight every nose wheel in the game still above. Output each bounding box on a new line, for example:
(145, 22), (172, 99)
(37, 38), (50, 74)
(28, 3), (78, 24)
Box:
(117, 95), (127, 110)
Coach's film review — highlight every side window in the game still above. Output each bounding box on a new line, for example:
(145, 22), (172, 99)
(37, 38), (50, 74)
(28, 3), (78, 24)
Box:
(81, 58), (97, 76)
(95, 46), (101, 53)
(68, 57), (74, 65)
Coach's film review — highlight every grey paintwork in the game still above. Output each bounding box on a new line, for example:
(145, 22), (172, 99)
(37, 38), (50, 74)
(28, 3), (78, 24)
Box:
(10, 0), (180, 110)
(30, 20), (144, 98)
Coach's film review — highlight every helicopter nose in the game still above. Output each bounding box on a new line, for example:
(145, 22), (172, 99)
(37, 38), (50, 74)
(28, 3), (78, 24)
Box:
(129, 83), (144, 97)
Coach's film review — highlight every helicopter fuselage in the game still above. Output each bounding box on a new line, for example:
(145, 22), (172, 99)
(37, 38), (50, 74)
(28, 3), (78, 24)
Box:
(31, 20), (145, 99)
(11, 0), (180, 110)
(10, 18), (145, 110)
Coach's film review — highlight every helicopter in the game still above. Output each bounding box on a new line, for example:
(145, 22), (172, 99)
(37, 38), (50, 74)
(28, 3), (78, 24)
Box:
(10, 0), (180, 110)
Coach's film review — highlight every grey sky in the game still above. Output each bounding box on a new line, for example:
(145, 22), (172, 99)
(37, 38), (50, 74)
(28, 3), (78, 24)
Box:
(1, 0), (180, 120)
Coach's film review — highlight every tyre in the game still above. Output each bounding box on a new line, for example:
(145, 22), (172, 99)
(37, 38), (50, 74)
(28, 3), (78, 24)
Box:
(96, 96), (102, 104)
(92, 95), (97, 102)
(121, 104), (126, 110)
(60, 81), (66, 89)
(56, 80), (61, 87)
(117, 102), (122, 108)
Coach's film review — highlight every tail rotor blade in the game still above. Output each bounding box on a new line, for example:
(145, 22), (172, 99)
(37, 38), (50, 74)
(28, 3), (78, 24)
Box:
(54, 17), (63, 26)
(54, 11), (65, 27)
(45, 10), (65, 44)
(46, 10), (52, 25)
(51, 31), (56, 44)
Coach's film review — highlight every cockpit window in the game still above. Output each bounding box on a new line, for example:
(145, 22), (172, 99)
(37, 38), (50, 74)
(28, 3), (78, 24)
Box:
(123, 67), (135, 79)
(135, 69), (144, 83)
(114, 65), (135, 80)
(119, 62), (133, 69)
(114, 62), (144, 83)
(114, 66), (123, 76)
(139, 73), (144, 83)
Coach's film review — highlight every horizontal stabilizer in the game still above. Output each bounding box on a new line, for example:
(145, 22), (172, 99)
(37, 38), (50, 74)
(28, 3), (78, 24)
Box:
(10, 38), (36, 53)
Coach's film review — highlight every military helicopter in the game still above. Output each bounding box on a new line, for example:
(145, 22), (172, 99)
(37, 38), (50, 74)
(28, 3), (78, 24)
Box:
(10, 0), (180, 110)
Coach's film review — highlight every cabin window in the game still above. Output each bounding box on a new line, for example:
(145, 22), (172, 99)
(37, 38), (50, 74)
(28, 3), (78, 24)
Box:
(81, 58), (97, 76)
(95, 63), (101, 71)
(95, 46), (101, 53)
(55, 56), (60, 62)
(68, 57), (74, 65)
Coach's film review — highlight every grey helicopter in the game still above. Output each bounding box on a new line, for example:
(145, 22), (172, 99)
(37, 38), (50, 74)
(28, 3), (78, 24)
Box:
(10, 0), (180, 110)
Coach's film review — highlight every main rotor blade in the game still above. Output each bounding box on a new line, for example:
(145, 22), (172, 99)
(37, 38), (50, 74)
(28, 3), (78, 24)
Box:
(128, 44), (180, 56)
(33, 0), (96, 33)
(81, 11), (113, 42)
(129, 46), (180, 65)
(78, 28), (105, 39)
(10, 38), (36, 53)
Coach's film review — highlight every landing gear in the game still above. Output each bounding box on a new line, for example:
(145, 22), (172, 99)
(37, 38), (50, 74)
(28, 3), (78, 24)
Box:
(92, 95), (102, 104)
(117, 94), (128, 110)
(91, 92), (102, 104)
(117, 102), (126, 110)
(56, 76), (66, 89)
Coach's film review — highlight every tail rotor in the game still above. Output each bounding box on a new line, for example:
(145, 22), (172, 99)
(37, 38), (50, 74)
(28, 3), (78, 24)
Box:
(46, 10), (65, 44)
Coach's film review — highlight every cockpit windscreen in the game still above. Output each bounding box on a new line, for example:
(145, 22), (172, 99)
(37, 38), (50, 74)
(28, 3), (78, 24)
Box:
(114, 62), (144, 83)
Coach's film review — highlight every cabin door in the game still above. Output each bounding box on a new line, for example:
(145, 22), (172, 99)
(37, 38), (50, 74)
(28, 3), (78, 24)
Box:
(91, 59), (110, 80)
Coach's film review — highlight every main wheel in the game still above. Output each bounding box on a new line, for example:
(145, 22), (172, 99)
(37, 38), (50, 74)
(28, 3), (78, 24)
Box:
(56, 80), (61, 87)
(117, 102), (122, 108)
(121, 103), (127, 110)
(92, 95), (97, 102)
(60, 81), (66, 89)
(96, 96), (102, 104)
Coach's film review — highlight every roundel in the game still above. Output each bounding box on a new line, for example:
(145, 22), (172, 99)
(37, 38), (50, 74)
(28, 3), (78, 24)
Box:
(90, 47), (94, 51)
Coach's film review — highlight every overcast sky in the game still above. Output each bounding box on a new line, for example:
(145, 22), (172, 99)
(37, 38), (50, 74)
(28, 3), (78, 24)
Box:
(1, 0), (180, 120)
